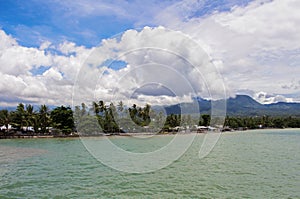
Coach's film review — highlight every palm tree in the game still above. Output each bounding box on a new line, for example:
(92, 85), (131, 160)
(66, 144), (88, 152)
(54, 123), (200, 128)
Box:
(81, 103), (87, 116)
(39, 105), (50, 134)
(128, 104), (137, 123)
(143, 104), (151, 125)
(117, 101), (124, 112)
(31, 113), (40, 135)
(0, 110), (11, 136)
(25, 104), (34, 133)
(10, 103), (26, 132)
(92, 101), (100, 115)
(99, 100), (106, 113)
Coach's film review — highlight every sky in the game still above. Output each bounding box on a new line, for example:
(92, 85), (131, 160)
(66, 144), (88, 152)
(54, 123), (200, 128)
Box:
(1, 0), (300, 108)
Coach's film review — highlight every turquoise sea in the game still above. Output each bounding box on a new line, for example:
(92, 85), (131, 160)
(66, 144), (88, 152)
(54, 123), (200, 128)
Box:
(0, 129), (299, 198)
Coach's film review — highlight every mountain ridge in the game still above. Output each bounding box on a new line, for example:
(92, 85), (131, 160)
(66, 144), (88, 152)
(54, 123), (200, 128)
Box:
(165, 95), (300, 116)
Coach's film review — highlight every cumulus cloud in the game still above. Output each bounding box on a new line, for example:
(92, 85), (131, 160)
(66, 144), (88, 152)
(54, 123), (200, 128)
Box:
(0, 30), (92, 106)
(1, 27), (226, 107)
(0, 30), (52, 76)
(1, 0), (300, 107)
(73, 26), (226, 107)
(154, 0), (300, 102)
(254, 91), (294, 104)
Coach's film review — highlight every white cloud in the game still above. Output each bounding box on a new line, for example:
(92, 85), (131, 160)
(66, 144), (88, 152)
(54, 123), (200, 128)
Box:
(0, 29), (93, 106)
(1, 26), (225, 107)
(42, 68), (63, 81)
(0, 30), (52, 76)
(0, 30), (18, 50)
(73, 26), (226, 107)
(254, 91), (294, 104)
(39, 41), (52, 50)
(135, 94), (193, 106)
(0, 73), (27, 96)
(153, 0), (300, 103)
(1, 0), (300, 107)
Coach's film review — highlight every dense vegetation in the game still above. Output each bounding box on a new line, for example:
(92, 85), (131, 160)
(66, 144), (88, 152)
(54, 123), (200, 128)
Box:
(1, 100), (300, 138)
(0, 103), (74, 137)
(75, 102), (162, 134)
(224, 115), (300, 129)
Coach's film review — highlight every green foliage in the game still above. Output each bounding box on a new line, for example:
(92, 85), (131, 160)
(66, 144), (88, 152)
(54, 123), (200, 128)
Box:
(39, 105), (51, 134)
(2, 100), (300, 137)
(50, 106), (74, 134)
(128, 103), (151, 127)
(76, 115), (101, 135)
(224, 115), (300, 129)
(92, 101), (120, 133)
(11, 103), (26, 130)
(165, 114), (181, 128)
(0, 110), (12, 135)
(199, 114), (210, 126)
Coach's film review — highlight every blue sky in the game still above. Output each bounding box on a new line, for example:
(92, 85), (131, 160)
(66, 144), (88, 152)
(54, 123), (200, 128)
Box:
(1, 0), (300, 107)
(0, 0), (159, 47)
(0, 0), (253, 47)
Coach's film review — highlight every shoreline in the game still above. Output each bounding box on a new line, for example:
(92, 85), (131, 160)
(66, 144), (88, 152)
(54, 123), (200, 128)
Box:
(0, 134), (80, 139)
(1, 128), (299, 140)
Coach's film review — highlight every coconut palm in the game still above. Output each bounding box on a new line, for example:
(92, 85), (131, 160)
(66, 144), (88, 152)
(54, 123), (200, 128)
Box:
(25, 104), (34, 133)
(0, 110), (11, 136)
(39, 105), (50, 134)
(11, 103), (26, 131)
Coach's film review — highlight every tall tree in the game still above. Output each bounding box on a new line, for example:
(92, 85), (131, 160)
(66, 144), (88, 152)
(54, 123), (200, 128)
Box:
(39, 105), (51, 134)
(200, 114), (210, 126)
(31, 113), (40, 134)
(25, 104), (34, 132)
(99, 100), (106, 113)
(92, 101), (100, 115)
(50, 106), (75, 135)
(74, 103), (88, 128)
(11, 103), (26, 131)
(0, 110), (11, 135)
(81, 103), (87, 116)
(128, 104), (151, 127)
(142, 104), (151, 126)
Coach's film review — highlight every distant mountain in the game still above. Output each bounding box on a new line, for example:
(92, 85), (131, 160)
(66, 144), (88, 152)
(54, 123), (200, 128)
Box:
(226, 95), (265, 116)
(264, 102), (300, 115)
(164, 95), (300, 116)
(2, 95), (300, 117)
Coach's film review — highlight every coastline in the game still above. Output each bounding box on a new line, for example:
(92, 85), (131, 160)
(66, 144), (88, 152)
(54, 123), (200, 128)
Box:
(1, 128), (299, 140)
(0, 134), (80, 139)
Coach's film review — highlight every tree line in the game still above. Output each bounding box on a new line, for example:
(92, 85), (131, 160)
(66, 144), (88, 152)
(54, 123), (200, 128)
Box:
(0, 103), (74, 137)
(224, 115), (300, 129)
(74, 101), (209, 134)
(74, 101), (156, 134)
(1, 101), (300, 137)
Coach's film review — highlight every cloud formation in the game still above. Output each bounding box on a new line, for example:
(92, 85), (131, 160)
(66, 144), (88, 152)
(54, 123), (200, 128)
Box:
(155, 0), (300, 102)
(0, 30), (92, 106)
(1, 0), (300, 107)
(1, 27), (226, 107)
(254, 91), (294, 104)
(74, 26), (225, 107)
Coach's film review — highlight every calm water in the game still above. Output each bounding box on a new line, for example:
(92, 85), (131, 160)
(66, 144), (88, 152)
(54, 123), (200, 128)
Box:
(0, 129), (299, 198)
